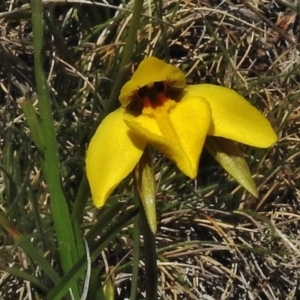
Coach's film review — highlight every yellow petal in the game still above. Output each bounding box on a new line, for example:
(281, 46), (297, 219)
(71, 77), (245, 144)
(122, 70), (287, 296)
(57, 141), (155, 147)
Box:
(124, 97), (211, 178)
(86, 108), (146, 207)
(119, 57), (186, 106)
(185, 84), (277, 147)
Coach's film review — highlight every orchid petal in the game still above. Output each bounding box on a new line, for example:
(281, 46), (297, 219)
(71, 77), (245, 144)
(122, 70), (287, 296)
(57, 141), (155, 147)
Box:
(86, 108), (146, 207)
(119, 57), (186, 107)
(185, 84), (277, 147)
(124, 97), (211, 178)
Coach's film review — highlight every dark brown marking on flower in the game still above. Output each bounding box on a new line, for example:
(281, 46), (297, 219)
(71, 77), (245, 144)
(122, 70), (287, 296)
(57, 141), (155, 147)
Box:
(127, 81), (168, 114)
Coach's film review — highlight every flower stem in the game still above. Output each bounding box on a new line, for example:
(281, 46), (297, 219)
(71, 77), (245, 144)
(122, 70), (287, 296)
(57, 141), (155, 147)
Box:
(130, 191), (140, 300)
(136, 147), (158, 299)
(140, 200), (158, 300)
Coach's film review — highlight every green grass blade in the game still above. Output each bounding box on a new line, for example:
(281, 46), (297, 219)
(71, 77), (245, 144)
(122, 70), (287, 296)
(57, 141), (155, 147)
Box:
(45, 207), (138, 300)
(86, 199), (127, 242)
(19, 96), (44, 153)
(31, 0), (82, 296)
(0, 213), (61, 284)
(72, 174), (90, 223)
(0, 264), (49, 293)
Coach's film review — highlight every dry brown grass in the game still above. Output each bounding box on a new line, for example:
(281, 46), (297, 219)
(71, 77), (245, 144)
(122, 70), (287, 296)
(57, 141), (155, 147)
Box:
(0, 0), (300, 299)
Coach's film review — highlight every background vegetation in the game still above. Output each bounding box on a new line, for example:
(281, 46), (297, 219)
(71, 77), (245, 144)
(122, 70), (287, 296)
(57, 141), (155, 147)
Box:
(0, 0), (299, 299)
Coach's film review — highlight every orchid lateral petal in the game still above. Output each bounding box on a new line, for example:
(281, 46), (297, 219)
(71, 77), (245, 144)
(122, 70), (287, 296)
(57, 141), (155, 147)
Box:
(124, 96), (212, 178)
(119, 57), (186, 107)
(86, 108), (146, 207)
(206, 136), (258, 197)
(185, 84), (277, 147)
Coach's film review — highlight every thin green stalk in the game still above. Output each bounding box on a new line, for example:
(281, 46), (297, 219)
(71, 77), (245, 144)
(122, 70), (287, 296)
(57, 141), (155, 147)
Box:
(31, 0), (81, 296)
(141, 201), (157, 300)
(130, 191), (141, 300)
(72, 173), (90, 223)
(136, 147), (157, 299)
(86, 199), (127, 243)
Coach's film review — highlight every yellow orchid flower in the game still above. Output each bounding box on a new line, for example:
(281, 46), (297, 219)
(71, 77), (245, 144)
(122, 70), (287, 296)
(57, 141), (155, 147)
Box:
(86, 57), (277, 207)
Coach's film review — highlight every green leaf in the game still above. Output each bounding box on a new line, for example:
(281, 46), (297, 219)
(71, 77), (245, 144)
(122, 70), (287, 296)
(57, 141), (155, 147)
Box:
(31, 0), (83, 297)
(205, 136), (258, 197)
